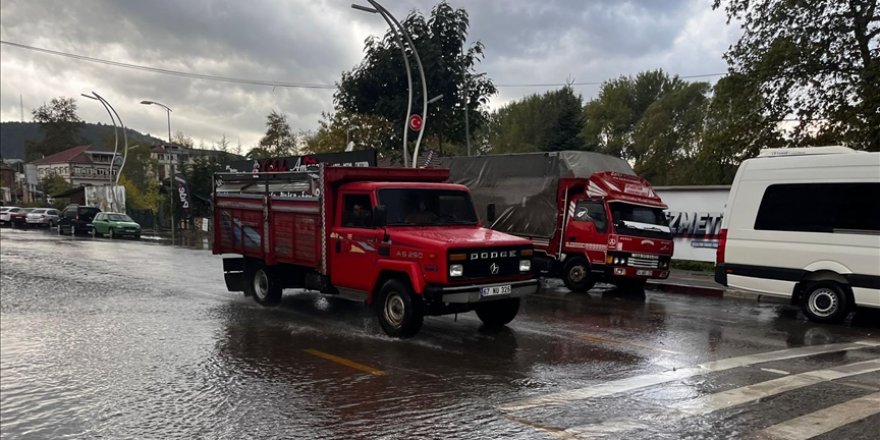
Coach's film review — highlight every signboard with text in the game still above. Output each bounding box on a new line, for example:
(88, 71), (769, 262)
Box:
(655, 186), (730, 262)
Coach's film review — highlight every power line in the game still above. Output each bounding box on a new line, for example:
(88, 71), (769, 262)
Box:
(0, 40), (336, 89)
(2, 39), (729, 90)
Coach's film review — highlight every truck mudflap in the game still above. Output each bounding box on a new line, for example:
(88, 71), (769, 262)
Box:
(222, 257), (245, 292)
(424, 279), (538, 304)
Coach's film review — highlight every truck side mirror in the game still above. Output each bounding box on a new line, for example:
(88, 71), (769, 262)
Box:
(374, 205), (387, 228)
(487, 204), (496, 223)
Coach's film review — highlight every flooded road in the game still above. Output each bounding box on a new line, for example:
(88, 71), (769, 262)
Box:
(1, 228), (878, 439)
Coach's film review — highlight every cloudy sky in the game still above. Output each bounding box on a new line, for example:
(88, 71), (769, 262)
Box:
(0, 0), (741, 152)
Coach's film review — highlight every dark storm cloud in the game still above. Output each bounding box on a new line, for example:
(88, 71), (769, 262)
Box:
(0, 0), (736, 150)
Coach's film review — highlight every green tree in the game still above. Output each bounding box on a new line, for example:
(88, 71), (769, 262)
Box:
(696, 74), (785, 184)
(335, 1), (495, 156)
(582, 70), (685, 162)
(632, 82), (711, 185)
(714, 0), (880, 150)
(41, 174), (73, 209)
(302, 112), (395, 156)
(486, 86), (585, 153)
(26, 97), (84, 161)
(259, 110), (296, 157)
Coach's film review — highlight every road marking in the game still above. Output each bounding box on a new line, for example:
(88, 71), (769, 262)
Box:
(499, 340), (880, 411)
(564, 359), (880, 437)
(673, 358), (880, 415)
(579, 334), (682, 355)
(303, 349), (386, 376)
(762, 392), (880, 440)
(761, 368), (790, 375)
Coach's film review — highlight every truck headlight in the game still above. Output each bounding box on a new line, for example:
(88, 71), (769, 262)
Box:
(449, 264), (464, 277)
(519, 259), (531, 272)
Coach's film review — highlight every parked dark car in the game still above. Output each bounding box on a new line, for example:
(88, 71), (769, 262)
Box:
(10, 208), (34, 228)
(58, 204), (101, 235)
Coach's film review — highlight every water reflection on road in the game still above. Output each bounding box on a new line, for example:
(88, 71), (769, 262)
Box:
(1, 228), (878, 439)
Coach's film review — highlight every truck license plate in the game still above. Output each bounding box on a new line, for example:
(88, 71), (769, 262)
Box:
(480, 284), (512, 298)
(636, 269), (652, 276)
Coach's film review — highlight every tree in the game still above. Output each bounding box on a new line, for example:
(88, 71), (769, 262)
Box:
(632, 82), (711, 185)
(172, 131), (194, 148)
(41, 174), (73, 209)
(696, 74), (785, 184)
(714, 0), (880, 150)
(486, 86), (585, 153)
(26, 97), (84, 161)
(335, 1), (496, 157)
(582, 70), (685, 162)
(259, 110), (296, 157)
(302, 112), (395, 157)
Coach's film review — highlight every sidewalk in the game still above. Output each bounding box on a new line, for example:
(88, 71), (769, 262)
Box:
(647, 269), (788, 304)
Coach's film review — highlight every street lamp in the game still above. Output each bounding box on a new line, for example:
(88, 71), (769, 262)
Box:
(81, 92), (128, 212)
(352, 0), (429, 168)
(140, 99), (175, 244)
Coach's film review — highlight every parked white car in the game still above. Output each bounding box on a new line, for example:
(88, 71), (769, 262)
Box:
(715, 146), (880, 323)
(26, 208), (61, 228)
(0, 206), (23, 226)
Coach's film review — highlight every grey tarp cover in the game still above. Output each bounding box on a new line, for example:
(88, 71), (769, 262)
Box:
(441, 151), (634, 238)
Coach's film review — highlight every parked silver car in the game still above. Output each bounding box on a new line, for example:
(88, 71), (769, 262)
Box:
(26, 208), (61, 228)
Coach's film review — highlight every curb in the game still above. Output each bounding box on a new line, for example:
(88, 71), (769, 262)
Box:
(647, 281), (724, 298)
(647, 280), (789, 304)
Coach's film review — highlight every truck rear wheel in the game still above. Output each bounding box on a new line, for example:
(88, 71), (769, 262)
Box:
(563, 256), (595, 293)
(249, 265), (282, 306)
(376, 279), (424, 338)
(800, 281), (850, 324)
(475, 298), (520, 328)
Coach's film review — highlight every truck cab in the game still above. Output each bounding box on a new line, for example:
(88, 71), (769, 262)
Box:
(553, 172), (673, 291)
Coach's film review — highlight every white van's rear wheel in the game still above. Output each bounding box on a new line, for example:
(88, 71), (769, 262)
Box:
(801, 281), (850, 324)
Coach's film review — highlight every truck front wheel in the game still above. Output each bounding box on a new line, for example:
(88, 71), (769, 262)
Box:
(475, 298), (520, 328)
(563, 256), (595, 293)
(249, 265), (282, 306)
(376, 279), (424, 338)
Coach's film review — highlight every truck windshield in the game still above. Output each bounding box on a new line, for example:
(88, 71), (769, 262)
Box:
(379, 189), (478, 226)
(609, 202), (671, 238)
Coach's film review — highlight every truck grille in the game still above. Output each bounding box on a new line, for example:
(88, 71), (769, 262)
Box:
(628, 254), (659, 268)
(451, 247), (529, 279)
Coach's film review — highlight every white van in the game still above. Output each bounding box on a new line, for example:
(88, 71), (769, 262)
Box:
(715, 146), (880, 323)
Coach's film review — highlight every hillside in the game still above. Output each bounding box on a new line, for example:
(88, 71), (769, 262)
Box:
(0, 121), (166, 161)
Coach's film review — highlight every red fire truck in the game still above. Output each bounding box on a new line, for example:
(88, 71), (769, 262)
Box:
(444, 152), (673, 292)
(212, 165), (537, 338)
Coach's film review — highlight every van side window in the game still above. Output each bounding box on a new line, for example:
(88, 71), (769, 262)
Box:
(755, 183), (880, 233)
(573, 201), (608, 233)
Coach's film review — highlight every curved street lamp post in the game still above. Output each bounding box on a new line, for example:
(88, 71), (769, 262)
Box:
(140, 100), (175, 244)
(352, 0), (429, 168)
(81, 92), (127, 212)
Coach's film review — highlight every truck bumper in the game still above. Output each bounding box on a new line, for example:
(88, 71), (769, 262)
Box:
(424, 279), (538, 304)
(607, 266), (670, 279)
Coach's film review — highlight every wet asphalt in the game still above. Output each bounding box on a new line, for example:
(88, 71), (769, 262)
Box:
(1, 227), (878, 440)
